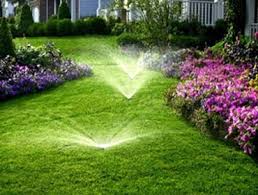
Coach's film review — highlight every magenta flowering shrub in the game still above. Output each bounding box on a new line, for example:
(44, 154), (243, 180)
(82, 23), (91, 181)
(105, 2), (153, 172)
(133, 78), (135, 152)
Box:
(0, 44), (92, 101)
(172, 56), (258, 155)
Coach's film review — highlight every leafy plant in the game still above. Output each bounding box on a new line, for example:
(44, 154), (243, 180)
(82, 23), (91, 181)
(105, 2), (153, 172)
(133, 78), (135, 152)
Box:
(17, 3), (34, 35)
(0, 18), (15, 58)
(57, 19), (74, 36)
(58, 0), (71, 20)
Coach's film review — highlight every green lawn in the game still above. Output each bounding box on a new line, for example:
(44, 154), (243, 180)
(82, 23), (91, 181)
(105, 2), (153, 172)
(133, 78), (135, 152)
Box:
(0, 36), (258, 194)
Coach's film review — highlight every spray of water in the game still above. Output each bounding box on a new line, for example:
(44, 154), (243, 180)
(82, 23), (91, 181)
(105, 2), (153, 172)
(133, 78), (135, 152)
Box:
(96, 45), (156, 99)
(58, 121), (151, 150)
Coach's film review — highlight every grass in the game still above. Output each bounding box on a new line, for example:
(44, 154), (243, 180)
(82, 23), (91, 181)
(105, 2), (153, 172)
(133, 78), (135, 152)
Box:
(0, 36), (258, 194)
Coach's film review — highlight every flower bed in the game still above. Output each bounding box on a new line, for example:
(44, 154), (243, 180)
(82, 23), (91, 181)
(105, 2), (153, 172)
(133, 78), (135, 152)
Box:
(0, 43), (92, 101)
(167, 56), (258, 155)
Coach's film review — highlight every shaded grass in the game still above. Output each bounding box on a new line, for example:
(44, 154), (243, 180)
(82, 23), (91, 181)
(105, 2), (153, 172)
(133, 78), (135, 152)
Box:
(0, 36), (257, 194)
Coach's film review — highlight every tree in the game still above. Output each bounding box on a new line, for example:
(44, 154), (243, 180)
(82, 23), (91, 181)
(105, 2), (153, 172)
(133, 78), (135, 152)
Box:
(58, 0), (71, 20)
(17, 3), (34, 35)
(128, 0), (181, 45)
(225, 0), (246, 35)
(0, 18), (15, 58)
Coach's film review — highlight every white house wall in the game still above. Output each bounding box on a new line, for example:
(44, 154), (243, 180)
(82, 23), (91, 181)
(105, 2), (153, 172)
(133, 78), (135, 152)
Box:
(245, 0), (256, 35)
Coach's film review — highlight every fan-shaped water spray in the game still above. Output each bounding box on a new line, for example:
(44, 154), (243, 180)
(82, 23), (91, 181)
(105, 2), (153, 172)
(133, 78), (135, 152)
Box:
(95, 45), (155, 99)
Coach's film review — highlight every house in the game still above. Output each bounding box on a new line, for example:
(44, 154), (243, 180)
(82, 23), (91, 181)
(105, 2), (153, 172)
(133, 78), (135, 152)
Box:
(28, 0), (113, 22)
(1, 0), (15, 17)
(245, 0), (258, 36)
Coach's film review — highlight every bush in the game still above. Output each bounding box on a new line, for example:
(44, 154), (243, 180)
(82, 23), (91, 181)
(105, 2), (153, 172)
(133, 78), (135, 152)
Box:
(86, 17), (108, 34)
(49, 15), (58, 21)
(111, 23), (126, 35)
(74, 19), (87, 35)
(117, 33), (144, 47)
(8, 23), (18, 38)
(57, 19), (74, 36)
(214, 19), (228, 41)
(0, 18), (15, 58)
(171, 20), (202, 36)
(27, 23), (46, 37)
(46, 19), (58, 36)
(223, 35), (258, 65)
(16, 43), (61, 68)
(58, 0), (71, 20)
(106, 16), (121, 34)
(211, 41), (225, 56)
(17, 4), (34, 35)
(169, 35), (206, 48)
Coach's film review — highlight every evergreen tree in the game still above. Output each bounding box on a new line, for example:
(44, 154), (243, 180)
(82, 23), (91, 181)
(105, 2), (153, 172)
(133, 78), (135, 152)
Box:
(17, 3), (34, 35)
(58, 0), (71, 20)
(0, 18), (15, 58)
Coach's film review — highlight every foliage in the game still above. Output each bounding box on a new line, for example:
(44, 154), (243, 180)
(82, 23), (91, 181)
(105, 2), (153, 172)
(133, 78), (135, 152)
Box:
(74, 19), (87, 35)
(17, 4), (34, 35)
(0, 18), (15, 58)
(214, 19), (228, 41)
(169, 35), (207, 49)
(0, 43), (92, 100)
(46, 19), (58, 36)
(16, 43), (62, 68)
(57, 19), (74, 36)
(223, 35), (258, 65)
(117, 33), (145, 47)
(27, 23), (46, 37)
(111, 23), (126, 35)
(225, 0), (245, 34)
(129, 0), (182, 45)
(167, 56), (258, 155)
(58, 0), (71, 20)
(86, 17), (108, 34)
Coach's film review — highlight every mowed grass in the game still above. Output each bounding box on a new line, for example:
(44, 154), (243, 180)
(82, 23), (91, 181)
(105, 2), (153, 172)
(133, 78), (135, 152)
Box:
(0, 36), (258, 194)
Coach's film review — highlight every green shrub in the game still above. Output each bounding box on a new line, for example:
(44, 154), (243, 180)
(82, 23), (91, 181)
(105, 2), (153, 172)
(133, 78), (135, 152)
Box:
(173, 20), (202, 36)
(192, 108), (226, 137)
(111, 23), (126, 35)
(57, 19), (74, 36)
(16, 43), (62, 68)
(214, 19), (228, 41)
(74, 19), (87, 35)
(86, 17), (107, 34)
(17, 4), (34, 35)
(117, 33), (144, 47)
(58, 0), (71, 20)
(0, 18), (15, 58)
(166, 87), (226, 138)
(8, 23), (18, 38)
(27, 23), (46, 37)
(7, 16), (15, 24)
(169, 35), (206, 48)
(106, 16), (121, 34)
(211, 41), (225, 56)
(49, 15), (58, 21)
(46, 19), (58, 36)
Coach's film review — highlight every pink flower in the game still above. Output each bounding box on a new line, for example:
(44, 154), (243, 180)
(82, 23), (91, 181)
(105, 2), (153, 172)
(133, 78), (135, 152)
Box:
(255, 32), (258, 40)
